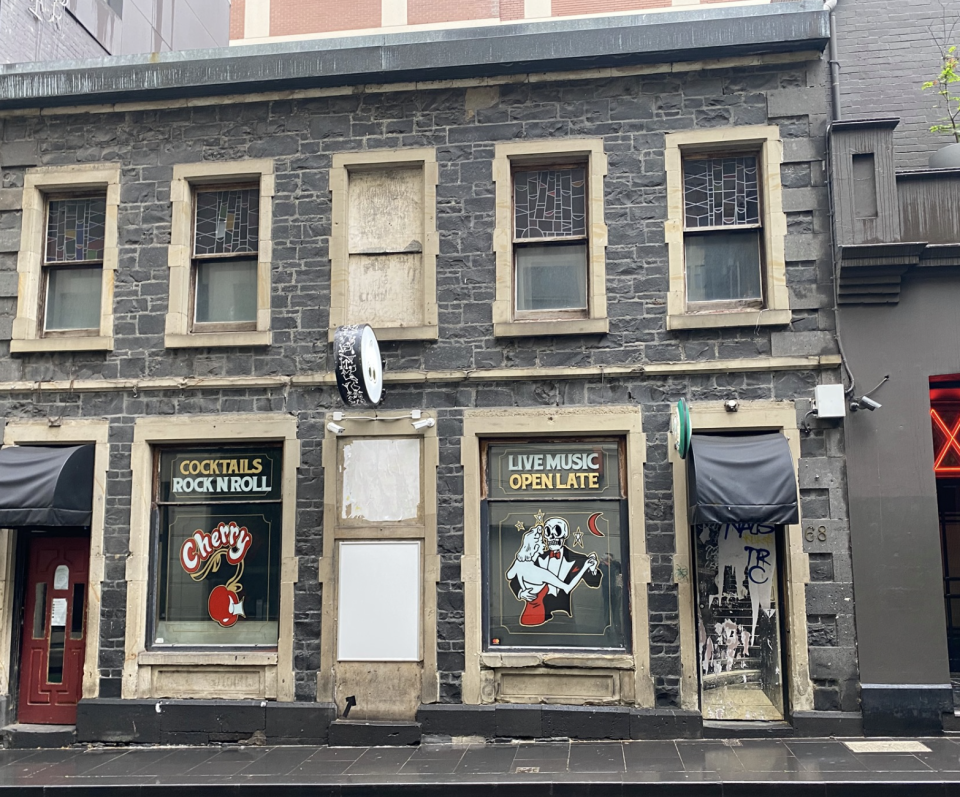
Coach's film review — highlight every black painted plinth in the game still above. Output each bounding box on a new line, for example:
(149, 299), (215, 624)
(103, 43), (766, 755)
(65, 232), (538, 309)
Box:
(328, 720), (421, 747)
(860, 686), (952, 736)
(1, 723), (75, 749)
(76, 698), (337, 745)
(793, 710), (863, 737)
(419, 704), (704, 740)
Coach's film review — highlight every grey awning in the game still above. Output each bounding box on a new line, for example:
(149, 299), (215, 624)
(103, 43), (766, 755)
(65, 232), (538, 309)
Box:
(0, 445), (94, 527)
(687, 433), (799, 525)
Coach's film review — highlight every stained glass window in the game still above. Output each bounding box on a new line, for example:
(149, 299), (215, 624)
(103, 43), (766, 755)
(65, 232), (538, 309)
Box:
(683, 156), (760, 229)
(45, 198), (106, 264)
(194, 188), (259, 256)
(514, 168), (586, 240)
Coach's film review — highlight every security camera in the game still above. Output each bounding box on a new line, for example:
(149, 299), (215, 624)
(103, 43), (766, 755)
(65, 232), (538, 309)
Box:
(850, 396), (881, 412)
(724, 400), (739, 412)
(412, 417), (435, 431)
(326, 421), (346, 435)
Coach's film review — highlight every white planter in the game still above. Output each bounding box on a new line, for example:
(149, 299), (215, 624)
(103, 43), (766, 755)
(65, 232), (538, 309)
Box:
(929, 142), (960, 168)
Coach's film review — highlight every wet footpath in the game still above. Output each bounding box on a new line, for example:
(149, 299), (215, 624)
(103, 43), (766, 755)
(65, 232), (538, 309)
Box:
(4, 736), (960, 795)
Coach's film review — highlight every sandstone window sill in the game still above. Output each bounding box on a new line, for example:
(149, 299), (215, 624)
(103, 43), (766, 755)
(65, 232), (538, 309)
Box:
(480, 652), (634, 670)
(494, 317), (609, 338)
(326, 324), (438, 342)
(11, 336), (113, 353)
(138, 650), (278, 667)
(666, 308), (792, 331)
(165, 331), (272, 348)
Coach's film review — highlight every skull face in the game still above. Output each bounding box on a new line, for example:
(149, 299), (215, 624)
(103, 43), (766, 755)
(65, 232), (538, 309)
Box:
(542, 517), (569, 551)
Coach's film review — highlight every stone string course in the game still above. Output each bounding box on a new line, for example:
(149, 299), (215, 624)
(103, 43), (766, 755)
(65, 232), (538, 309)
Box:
(0, 56), (855, 713)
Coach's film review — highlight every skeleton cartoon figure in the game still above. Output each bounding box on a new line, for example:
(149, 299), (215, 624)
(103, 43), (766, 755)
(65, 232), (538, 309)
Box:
(506, 514), (602, 626)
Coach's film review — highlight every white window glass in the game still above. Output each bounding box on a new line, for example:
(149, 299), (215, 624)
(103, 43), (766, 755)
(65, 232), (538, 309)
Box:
(195, 259), (258, 324)
(515, 244), (588, 312)
(45, 267), (102, 330)
(685, 230), (762, 303)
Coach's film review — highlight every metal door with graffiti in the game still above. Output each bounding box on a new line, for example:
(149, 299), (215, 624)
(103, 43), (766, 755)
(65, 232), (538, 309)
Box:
(693, 522), (785, 721)
(18, 535), (89, 725)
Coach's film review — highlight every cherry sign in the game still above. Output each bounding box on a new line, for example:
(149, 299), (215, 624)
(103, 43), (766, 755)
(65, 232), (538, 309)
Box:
(179, 521), (252, 628)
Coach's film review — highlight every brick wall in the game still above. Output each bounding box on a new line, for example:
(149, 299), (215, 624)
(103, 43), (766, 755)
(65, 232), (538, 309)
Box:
(231, 0), (246, 40)
(231, 1), (776, 42)
(270, 0), (381, 36)
(0, 0), (106, 64)
(0, 57), (854, 712)
(835, 0), (958, 170)
(553, 0), (671, 17)
(408, 0), (499, 26)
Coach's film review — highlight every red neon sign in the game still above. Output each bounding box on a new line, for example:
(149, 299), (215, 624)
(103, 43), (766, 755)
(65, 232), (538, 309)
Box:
(931, 408), (960, 475)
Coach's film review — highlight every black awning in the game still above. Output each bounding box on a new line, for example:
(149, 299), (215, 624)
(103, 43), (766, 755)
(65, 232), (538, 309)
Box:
(0, 445), (95, 528)
(687, 433), (799, 526)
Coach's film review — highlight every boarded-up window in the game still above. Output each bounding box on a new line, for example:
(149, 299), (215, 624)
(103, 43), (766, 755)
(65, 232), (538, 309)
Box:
(345, 167), (425, 328)
(340, 438), (421, 522)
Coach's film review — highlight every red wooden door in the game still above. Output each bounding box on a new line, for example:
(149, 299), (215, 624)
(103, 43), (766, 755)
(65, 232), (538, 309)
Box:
(18, 536), (89, 725)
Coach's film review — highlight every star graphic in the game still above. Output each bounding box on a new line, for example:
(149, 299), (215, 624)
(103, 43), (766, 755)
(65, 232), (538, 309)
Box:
(533, 510), (545, 525)
(515, 520), (526, 532)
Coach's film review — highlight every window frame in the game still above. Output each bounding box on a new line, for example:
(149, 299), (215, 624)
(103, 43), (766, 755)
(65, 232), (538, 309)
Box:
(493, 139), (608, 338)
(328, 148), (439, 342)
(460, 408), (650, 708)
(665, 126), (791, 331)
(124, 414), (299, 701)
(480, 436), (632, 653)
(148, 442), (284, 651)
(12, 164), (120, 353)
(166, 160), (274, 348)
(188, 181), (261, 334)
(39, 191), (109, 338)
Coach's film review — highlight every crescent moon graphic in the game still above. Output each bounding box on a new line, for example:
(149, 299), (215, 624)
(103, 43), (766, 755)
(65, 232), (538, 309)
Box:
(587, 512), (605, 537)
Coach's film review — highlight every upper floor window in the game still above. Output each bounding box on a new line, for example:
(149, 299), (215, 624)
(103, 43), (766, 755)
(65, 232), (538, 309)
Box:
(513, 165), (588, 317)
(328, 148), (439, 342)
(665, 126), (792, 331)
(165, 160), (274, 349)
(493, 140), (609, 338)
(192, 186), (260, 330)
(43, 195), (107, 334)
(682, 154), (762, 309)
(12, 164), (119, 354)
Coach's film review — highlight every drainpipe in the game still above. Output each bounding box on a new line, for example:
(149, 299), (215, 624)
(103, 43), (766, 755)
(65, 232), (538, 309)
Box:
(824, 0), (841, 121)
(822, 0), (858, 396)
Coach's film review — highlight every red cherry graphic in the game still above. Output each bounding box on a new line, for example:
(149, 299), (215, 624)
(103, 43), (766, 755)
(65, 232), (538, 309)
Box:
(208, 585), (244, 628)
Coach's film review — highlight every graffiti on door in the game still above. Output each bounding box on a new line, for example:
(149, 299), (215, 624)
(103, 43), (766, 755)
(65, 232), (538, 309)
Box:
(695, 522), (785, 721)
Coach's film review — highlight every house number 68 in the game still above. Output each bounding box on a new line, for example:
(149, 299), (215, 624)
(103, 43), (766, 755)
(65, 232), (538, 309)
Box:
(805, 526), (827, 542)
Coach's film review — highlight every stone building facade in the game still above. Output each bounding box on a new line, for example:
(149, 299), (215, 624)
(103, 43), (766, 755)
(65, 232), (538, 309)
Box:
(0, 1), (858, 743)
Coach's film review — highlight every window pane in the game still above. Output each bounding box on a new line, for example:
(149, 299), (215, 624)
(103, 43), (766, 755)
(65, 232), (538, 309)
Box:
(194, 188), (259, 256)
(685, 230), (762, 303)
(45, 267), (102, 330)
(516, 244), (587, 312)
(195, 259), (257, 324)
(684, 156), (760, 228)
(45, 197), (106, 264)
(514, 168), (586, 239)
(154, 446), (283, 647)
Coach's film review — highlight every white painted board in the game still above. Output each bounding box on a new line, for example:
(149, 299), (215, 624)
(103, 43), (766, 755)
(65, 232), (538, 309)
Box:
(337, 540), (420, 662)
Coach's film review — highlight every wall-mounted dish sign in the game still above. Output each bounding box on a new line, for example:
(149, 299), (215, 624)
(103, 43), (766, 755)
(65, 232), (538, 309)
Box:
(672, 398), (692, 459)
(334, 324), (384, 408)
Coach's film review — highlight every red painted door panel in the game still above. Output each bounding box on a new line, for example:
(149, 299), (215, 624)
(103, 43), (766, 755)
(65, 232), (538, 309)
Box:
(18, 536), (89, 725)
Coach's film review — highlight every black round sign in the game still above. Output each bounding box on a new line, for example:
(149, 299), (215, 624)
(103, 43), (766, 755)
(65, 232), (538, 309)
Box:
(334, 324), (384, 408)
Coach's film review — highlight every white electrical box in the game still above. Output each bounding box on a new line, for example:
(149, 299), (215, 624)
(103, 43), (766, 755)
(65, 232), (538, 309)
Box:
(815, 384), (846, 418)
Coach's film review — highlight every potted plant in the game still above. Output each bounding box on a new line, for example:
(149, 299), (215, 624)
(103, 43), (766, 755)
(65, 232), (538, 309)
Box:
(924, 41), (960, 166)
